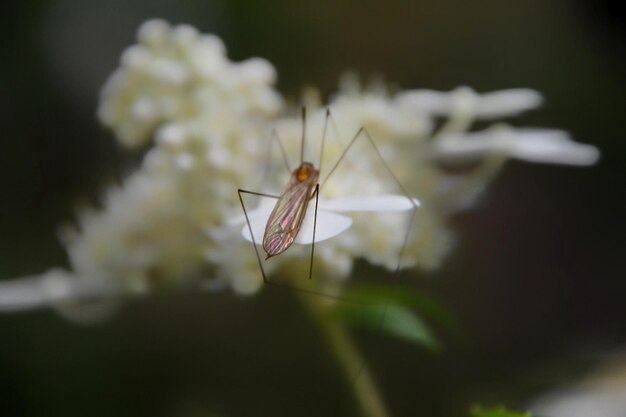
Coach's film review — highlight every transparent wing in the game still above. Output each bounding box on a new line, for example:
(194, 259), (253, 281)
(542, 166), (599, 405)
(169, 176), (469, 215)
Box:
(263, 175), (317, 255)
(294, 209), (352, 245)
(241, 208), (352, 245)
(318, 194), (420, 212)
(264, 178), (313, 238)
(227, 196), (277, 226)
(241, 205), (272, 245)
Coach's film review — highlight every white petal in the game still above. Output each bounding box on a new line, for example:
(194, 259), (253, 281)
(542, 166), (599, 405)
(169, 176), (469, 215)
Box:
(395, 89), (452, 115)
(137, 19), (170, 47)
(240, 209), (352, 246)
(0, 276), (52, 311)
(240, 212), (270, 244)
(0, 269), (117, 314)
(434, 128), (600, 166)
(434, 132), (504, 156)
(475, 89), (543, 118)
(294, 210), (353, 245)
(318, 194), (420, 212)
(396, 88), (542, 119)
(509, 129), (600, 165)
(226, 196), (277, 226)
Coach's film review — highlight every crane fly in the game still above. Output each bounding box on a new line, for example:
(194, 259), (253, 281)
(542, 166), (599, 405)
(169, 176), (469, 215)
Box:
(263, 161), (319, 259)
(235, 107), (421, 390)
(237, 107), (325, 290)
(236, 107), (420, 297)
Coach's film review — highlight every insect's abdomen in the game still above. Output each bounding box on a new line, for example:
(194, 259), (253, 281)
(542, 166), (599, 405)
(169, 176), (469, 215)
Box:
(263, 204), (304, 257)
(264, 228), (294, 258)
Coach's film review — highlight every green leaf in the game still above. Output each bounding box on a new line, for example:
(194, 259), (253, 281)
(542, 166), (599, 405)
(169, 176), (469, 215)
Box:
(337, 302), (441, 351)
(470, 406), (536, 417)
(343, 283), (456, 330)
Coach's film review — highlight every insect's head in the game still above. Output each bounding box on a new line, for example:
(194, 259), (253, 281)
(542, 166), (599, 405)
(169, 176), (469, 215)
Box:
(295, 162), (316, 182)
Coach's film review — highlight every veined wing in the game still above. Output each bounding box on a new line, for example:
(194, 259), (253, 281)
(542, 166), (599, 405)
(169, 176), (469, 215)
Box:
(241, 208), (352, 246)
(263, 172), (318, 257)
(293, 209), (352, 245)
(239, 194), (417, 247)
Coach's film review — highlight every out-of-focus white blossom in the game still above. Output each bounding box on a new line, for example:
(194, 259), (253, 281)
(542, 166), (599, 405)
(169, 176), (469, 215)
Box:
(433, 127), (600, 166)
(396, 87), (543, 119)
(0, 19), (600, 318)
(97, 19), (281, 148)
(530, 353), (626, 417)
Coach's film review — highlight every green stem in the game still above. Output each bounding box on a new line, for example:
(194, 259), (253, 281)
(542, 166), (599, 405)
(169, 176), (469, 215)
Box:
(299, 293), (391, 417)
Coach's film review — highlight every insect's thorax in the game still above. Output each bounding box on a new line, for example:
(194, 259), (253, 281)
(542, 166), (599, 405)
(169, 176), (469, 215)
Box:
(294, 162), (319, 183)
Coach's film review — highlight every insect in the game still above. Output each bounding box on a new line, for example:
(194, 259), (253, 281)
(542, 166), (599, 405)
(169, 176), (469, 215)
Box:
(262, 160), (319, 260)
(236, 107), (420, 295)
(235, 108), (422, 389)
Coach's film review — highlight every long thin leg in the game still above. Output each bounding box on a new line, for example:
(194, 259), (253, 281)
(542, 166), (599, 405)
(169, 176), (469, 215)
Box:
(238, 187), (353, 302)
(318, 120), (420, 272)
(270, 128), (292, 174)
(300, 107), (307, 164)
(238, 189), (281, 200)
(321, 126), (416, 207)
(238, 189), (279, 284)
(275, 114), (418, 294)
(258, 128), (292, 196)
(314, 117), (421, 385)
(326, 108), (347, 149)
(317, 109), (331, 173)
(319, 120), (421, 275)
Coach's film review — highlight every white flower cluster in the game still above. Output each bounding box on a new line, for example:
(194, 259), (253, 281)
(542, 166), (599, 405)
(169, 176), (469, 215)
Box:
(88, 19), (283, 296)
(98, 19), (281, 148)
(0, 20), (599, 317)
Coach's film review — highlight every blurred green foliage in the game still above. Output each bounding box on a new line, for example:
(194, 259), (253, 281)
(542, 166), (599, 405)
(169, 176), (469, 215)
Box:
(470, 405), (536, 417)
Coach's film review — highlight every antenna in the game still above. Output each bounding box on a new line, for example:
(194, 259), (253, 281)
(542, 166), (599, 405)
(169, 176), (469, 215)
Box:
(300, 106), (306, 164)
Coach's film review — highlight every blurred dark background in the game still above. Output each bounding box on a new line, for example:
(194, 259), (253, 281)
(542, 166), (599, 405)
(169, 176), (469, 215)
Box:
(0, 1), (624, 416)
